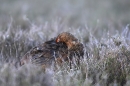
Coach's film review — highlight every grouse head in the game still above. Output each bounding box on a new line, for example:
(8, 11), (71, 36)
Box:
(56, 32), (79, 49)
(56, 32), (84, 57)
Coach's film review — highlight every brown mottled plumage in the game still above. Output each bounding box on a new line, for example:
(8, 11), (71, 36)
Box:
(56, 32), (84, 60)
(20, 32), (84, 68)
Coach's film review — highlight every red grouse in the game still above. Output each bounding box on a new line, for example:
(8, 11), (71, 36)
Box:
(20, 32), (84, 68)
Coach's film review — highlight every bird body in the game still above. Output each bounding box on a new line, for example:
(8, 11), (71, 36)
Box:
(20, 32), (84, 68)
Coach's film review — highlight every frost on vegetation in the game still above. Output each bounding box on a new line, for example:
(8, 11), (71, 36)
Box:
(0, 20), (130, 86)
(0, 63), (54, 86)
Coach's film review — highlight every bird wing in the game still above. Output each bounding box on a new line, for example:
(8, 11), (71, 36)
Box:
(20, 38), (69, 67)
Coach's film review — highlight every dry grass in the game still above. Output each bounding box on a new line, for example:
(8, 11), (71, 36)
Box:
(0, 0), (130, 86)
